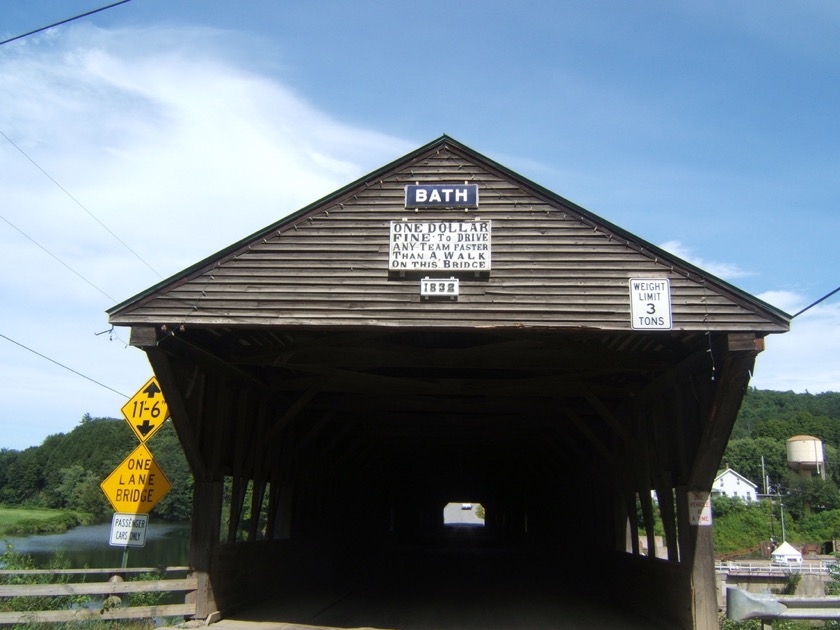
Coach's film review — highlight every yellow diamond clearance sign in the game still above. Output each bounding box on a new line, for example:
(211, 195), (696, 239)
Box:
(100, 443), (171, 514)
(121, 376), (169, 443)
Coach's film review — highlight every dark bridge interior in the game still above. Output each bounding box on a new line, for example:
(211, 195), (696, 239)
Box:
(158, 325), (706, 539)
(135, 321), (750, 628)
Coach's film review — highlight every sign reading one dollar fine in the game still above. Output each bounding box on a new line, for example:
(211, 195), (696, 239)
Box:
(121, 376), (169, 442)
(100, 443), (172, 514)
(389, 221), (491, 271)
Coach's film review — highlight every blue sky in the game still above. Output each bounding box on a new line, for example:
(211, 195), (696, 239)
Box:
(1, 1), (838, 450)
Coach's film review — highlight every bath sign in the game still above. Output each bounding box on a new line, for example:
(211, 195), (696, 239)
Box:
(405, 184), (478, 208)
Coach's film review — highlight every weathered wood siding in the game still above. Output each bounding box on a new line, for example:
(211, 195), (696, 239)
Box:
(110, 143), (786, 333)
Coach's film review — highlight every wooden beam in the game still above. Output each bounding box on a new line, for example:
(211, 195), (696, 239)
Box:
(145, 347), (208, 479)
(263, 387), (320, 444)
(688, 346), (757, 490)
(564, 408), (615, 466)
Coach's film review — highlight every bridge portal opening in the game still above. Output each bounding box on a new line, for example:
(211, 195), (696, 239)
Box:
(443, 502), (485, 528)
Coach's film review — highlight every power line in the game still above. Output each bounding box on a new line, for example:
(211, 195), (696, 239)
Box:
(793, 284), (840, 319)
(0, 1), (133, 47)
(0, 332), (128, 398)
(0, 213), (117, 302)
(0, 130), (163, 280)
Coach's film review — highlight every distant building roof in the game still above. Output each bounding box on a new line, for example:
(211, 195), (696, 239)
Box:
(771, 542), (802, 558)
(713, 467), (758, 489)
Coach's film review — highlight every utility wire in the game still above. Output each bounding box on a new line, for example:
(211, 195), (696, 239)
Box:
(0, 213), (117, 302)
(0, 332), (128, 398)
(0, 130), (163, 280)
(792, 284), (840, 319)
(0, 1), (133, 47)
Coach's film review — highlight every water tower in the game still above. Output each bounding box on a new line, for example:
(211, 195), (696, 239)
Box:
(786, 435), (826, 480)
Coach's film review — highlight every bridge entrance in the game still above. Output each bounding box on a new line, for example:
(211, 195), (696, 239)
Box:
(108, 136), (789, 628)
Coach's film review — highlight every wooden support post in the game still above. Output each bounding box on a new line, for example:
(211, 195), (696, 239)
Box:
(692, 524), (718, 630)
(189, 479), (222, 620)
(684, 337), (759, 630)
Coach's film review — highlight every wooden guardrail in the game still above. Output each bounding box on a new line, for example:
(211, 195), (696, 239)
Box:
(0, 566), (196, 625)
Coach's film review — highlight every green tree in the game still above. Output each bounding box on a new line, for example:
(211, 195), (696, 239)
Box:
(0, 414), (194, 522)
(712, 499), (788, 554)
(721, 437), (787, 490)
(49, 465), (111, 518)
(2, 447), (46, 505)
(782, 475), (840, 520)
(797, 508), (840, 543)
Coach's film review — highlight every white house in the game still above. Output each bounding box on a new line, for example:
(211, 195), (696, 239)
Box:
(771, 541), (802, 565)
(712, 466), (758, 502)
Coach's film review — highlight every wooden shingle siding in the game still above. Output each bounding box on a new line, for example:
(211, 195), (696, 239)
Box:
(110, 141), (787, 334)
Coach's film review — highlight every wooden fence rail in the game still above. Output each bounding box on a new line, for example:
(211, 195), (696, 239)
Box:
(0, 566), (196, 625)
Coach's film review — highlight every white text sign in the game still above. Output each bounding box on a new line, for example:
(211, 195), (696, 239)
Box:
(421, 277), (459, 297)
(109, 512), (149, 547)
(389, 221), (491, 271)
(629, 278), (672, 330)
(688, 491), (712, 526)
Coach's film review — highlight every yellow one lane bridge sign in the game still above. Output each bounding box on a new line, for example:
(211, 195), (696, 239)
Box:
(100, 443), (172, 514)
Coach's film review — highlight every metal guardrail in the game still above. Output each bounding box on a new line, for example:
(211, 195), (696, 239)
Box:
(727, 586), (840, 622)
(715, 561), (834, 576)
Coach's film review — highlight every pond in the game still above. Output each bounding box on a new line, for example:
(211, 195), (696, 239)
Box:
(1, 520), (190, 569)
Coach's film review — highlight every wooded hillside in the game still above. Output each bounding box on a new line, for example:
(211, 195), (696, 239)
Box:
(715, 389), (840, 552)
(0, 416), (191, 521)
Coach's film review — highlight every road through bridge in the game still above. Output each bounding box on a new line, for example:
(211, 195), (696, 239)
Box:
(207, 528), (657, 630)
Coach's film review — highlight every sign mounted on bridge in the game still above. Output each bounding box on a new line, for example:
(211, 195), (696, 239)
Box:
(100, 443), (172, 514)
(688, 490), (712, 526)
(109, 512), (148, 547)
(629, 278), (672, 330)
(405, 184), (478, 208)
(121, 376), (169, 442)
(389, 220), (491, 271)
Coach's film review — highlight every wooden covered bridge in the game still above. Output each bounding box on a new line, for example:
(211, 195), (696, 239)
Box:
(108, 136), (789, 629)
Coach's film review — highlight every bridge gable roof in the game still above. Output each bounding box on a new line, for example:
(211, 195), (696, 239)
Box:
(108, 135), (789, 333)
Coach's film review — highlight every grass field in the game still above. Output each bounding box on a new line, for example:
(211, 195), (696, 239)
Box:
(0, 506), (92, 537)
(0, 507), (68, 527)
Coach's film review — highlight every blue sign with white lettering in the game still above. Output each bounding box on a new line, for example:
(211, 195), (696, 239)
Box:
(405, 184), (479, 208)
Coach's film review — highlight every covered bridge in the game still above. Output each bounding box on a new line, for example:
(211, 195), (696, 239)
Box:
(108, 136), (789, 629)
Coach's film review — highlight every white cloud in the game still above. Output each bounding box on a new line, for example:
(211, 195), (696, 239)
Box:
(0, 25), (409, 450)
(751, 299), (840, 394)
(658, 240), (753, 281)
(756, 290), (804, 316)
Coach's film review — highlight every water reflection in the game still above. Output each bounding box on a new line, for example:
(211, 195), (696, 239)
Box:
(2, 521), (190, 569)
